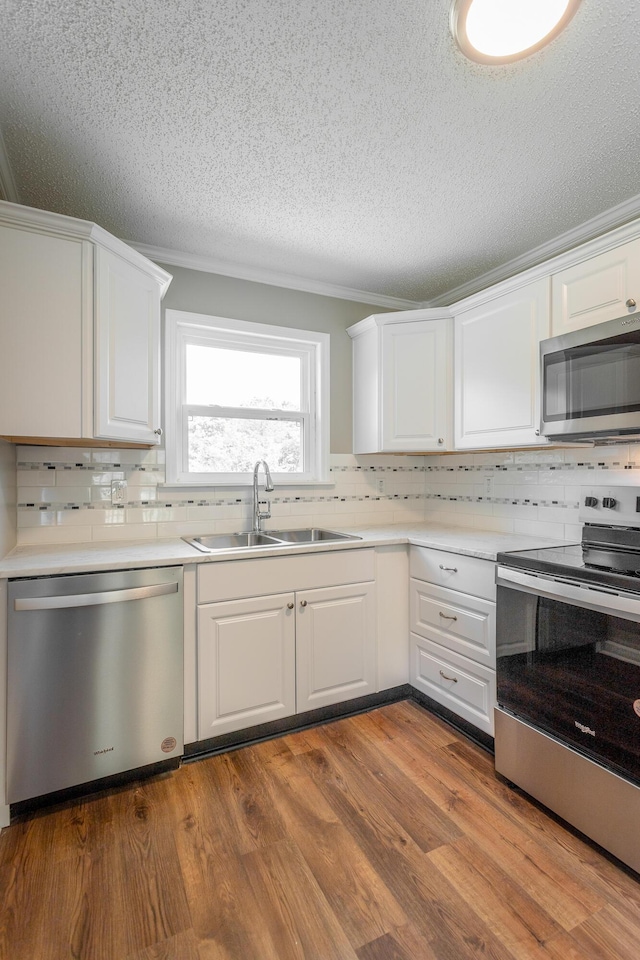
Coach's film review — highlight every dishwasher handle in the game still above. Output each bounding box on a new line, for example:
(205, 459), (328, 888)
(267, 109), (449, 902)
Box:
(14, 580), (179, 611)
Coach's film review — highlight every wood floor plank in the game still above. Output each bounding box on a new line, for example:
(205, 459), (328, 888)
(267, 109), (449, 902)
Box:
(314, 714), (463, 851)
(252, 739), (409, 950)
(124, 927), (201, 960)
(356, 923), (440, 960)
(241, 839), (360, 960)
(427, 835), (561, 959)
(2, 702), (640, 960)
(295, 740), (517, 959)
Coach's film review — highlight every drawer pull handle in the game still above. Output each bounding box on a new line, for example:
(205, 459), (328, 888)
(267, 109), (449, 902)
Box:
(439, 564), (458, 573)
(439, 612), (458, 621)
(439, 670), (458, 683)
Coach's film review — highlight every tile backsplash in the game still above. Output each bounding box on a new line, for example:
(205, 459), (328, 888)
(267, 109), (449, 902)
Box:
(14, 443), (640, 546)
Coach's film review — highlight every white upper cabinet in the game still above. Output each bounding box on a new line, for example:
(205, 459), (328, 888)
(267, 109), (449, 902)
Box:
(94, 246), (162, 443)
(348, 310), (452, 454)
(0, 201), (171, 446)
(454, 278), (550, 449)
(551, 236), (640, 336)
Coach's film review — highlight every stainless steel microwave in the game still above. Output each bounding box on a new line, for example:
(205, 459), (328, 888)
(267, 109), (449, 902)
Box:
(540, 313), (640, 440)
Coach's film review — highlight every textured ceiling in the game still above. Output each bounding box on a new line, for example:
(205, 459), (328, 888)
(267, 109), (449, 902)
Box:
(2, 0), (640, 303)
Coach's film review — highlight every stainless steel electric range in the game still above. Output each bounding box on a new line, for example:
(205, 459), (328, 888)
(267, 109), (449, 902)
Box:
(495, 486), (640, 874)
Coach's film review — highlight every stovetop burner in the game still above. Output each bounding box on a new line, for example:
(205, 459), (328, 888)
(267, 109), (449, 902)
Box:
(497, 486), (640, 593)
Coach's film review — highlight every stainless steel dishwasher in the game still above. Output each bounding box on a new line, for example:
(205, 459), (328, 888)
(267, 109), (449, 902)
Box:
(7, 566), (183, 805)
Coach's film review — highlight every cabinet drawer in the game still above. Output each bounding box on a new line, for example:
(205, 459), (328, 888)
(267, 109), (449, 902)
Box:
(411, 634), (496, 736)
(410, 579), (495, 666)
(410, 546), (495, 601)
(198, 548), (375, 604)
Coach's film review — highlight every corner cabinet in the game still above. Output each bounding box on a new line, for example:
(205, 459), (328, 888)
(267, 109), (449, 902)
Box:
(0, 200), (171, 447)
(454, 278), (550, 449)
(551, 236), (640, 336)
(347, 310), (453, 454)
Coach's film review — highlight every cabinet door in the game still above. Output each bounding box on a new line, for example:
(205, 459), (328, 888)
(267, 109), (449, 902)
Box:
(552, 238), (640, 336)
(94, 246), (161, 443)
(381, 319), (451, 452)
(296, 581), (376, 711)
(0, 225), (91, 440)
(198, 593), (296, 739)
(454, 278), (550, 449)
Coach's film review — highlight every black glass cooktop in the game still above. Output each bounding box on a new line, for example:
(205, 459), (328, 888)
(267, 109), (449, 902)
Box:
(497, 542), (640, 594)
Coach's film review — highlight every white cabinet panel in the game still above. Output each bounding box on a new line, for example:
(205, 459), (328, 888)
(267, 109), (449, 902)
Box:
(411, 634), (496, 736)
(0, 202), (170, 446)
(198, 593), (296, 738)
(410, 545), (496, 601)
(552, 238), (640, 335)
(94, 247), (161, 443)
(454, 278), (550, 449)
(410, 578), (495, 667)
(296, 581), (376, 711)
(381, 320), (450, 451)
(348, 311), (452, 454)
(0, 225), (90, 440)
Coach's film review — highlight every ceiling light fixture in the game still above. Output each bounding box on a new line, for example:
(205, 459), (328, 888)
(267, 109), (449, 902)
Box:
(451, 0), (582, 64)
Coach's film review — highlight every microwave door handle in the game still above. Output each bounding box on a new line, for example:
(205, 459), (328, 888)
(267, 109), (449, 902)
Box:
(14, 581), (178, 611)
(496, 566), (640, 622)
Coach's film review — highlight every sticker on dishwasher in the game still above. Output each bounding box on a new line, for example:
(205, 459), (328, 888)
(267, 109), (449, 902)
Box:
(161, 737), (177, 753)
(633, 700), (640, 718)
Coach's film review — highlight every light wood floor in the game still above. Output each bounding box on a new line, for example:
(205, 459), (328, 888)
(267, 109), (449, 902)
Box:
(2, 700), (640, 959)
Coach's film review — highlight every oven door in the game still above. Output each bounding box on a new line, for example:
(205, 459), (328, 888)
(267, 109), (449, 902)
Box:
(496, 565), (640, 784)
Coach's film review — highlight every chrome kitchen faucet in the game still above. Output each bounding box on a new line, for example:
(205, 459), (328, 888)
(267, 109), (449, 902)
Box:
(252, 460), (274, 533)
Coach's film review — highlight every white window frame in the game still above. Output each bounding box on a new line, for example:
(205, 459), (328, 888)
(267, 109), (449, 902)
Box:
(165, 309), (330, 485)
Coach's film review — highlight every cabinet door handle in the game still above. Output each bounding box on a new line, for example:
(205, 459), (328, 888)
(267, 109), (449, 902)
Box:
(300, 599), (307, 607)
(439, 612), (458, 621)
(287, 602), (294, 609)
(154, 427), (163, 436)
(439, 670), (458, 683)
(626, 298), (637, 309)
(439, 564), (458, 573)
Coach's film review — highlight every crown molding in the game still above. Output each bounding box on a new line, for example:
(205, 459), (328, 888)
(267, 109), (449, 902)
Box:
(0, 200), (172, 293)
(347, 306), (452, 338)
(0, 126), (20, 203)
(128, 242), (422, 310)
(426, 191), (640, 309)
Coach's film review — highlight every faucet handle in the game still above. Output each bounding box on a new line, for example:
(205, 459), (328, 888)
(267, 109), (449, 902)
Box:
(258, 499), (271, 520)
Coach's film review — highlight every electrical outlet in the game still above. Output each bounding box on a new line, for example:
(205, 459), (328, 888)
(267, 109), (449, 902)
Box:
(484, 476), (493, 498)
(377, 478), (385, 494)
(111, 480), (127, 504)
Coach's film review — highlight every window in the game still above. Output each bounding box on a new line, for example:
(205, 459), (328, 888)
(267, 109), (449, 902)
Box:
(165, 310), (330, 485)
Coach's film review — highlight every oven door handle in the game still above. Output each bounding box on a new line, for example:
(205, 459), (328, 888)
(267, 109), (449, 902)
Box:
(496, 566), (640, 622)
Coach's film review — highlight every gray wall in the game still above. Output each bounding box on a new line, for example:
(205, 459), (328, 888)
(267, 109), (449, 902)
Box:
(159, 265), (394, 453)
(0, 439), (16, 558)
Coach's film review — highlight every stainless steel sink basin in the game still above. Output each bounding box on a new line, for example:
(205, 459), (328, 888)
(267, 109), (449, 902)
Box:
(266, 528), (362, 543)
(183, 528), (361, 552)
(185, 532), (282, 552)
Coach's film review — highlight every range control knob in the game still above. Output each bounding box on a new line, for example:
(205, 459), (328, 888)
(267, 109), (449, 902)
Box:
(584, 496), (599, 507)
(602, 497), (617, 509)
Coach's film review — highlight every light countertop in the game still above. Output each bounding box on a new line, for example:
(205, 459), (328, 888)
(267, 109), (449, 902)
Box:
(0, 522), (573, 579)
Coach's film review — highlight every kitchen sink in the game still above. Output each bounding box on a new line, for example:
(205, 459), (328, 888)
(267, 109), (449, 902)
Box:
(183, 528), (361, 553)
(266, 528), (361, 543)
(185, 532), (282, 552)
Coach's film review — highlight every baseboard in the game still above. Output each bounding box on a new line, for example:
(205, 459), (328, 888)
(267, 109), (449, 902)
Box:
(184, 684), (413, 760)
(409, 688), (495, 753)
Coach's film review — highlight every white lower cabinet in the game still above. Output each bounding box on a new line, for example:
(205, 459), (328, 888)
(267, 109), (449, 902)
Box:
(198, 593), (296, 738)
(409, 546), (497, 736)
(195, 550), (377, 741)
(296, 582), (376, 711)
